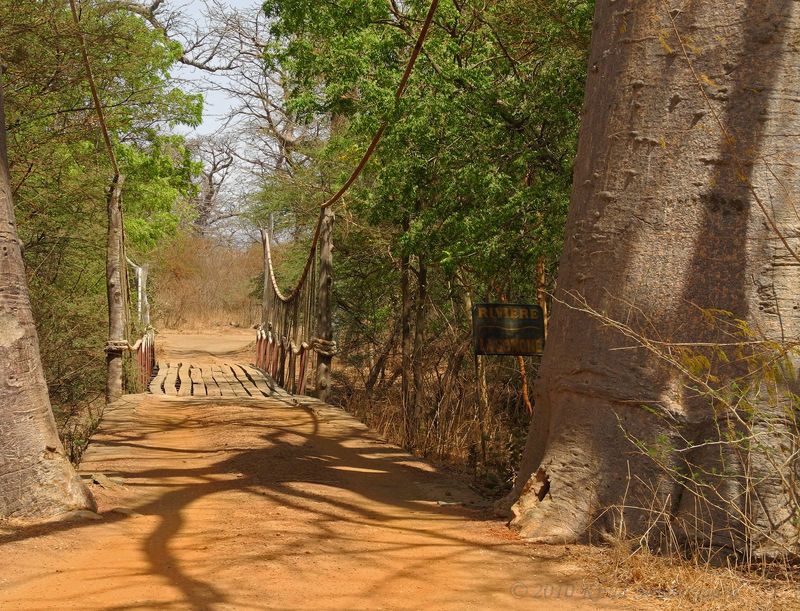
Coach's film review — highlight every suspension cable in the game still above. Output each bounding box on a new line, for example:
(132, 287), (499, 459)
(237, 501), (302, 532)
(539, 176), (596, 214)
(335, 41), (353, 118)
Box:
(69, 0), (134, 347)
(317, 0), (440, 216)
(68, 0), (119, 175)
(266, 0), (440, 303)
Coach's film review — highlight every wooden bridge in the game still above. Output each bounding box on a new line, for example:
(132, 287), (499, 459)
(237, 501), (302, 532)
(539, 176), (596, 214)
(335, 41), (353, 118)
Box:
(122, 208), (334, 406)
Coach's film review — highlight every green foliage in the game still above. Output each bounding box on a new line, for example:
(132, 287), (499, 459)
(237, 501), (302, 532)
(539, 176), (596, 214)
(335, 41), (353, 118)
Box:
(0, 0), (200, 441)
(256, 0), (594, 474)
(118, 131), (202, 248)
(260, 0), (592, 296)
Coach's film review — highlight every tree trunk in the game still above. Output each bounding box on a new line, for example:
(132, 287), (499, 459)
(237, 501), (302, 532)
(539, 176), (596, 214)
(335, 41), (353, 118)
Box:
(412, 256), (427, 423)
(508, 0), (800, 558)
(365, 318), (400, 394)
(400, 217), (412, 443)
(462, 286), (489, 466)
(105, 173), (126, 403)
(315, 208), (334, 402)
(141, 262), (150, 327)
(536, 257), (548, 338)
(0, 64), (95, 518)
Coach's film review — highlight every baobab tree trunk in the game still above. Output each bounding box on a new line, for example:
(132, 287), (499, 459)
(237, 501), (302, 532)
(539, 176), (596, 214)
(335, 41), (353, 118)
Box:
(508, 0), (800, 558)
(0, 64), (95, 518)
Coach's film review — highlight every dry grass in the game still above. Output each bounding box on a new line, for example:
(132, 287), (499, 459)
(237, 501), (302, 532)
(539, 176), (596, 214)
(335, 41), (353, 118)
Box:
(150, 235), (262, 330)
(330, 349), (532, 497)
(573, 540), (799, 609)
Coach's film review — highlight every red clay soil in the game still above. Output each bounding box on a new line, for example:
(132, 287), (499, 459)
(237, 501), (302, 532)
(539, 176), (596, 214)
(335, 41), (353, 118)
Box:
(0, 331), (643, 610)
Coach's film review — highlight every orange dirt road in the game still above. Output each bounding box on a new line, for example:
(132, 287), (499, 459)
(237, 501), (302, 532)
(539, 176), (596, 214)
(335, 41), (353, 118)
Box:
(0, 332), (632, 610)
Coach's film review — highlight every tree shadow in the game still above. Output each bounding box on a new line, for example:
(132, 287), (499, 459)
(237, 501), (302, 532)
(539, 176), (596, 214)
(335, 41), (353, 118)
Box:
(1, 396), (558, 609)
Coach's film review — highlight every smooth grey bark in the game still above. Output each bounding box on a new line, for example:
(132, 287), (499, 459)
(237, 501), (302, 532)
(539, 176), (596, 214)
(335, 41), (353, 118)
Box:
(0, 64), (95, 518)
(508, 0), (800, 557)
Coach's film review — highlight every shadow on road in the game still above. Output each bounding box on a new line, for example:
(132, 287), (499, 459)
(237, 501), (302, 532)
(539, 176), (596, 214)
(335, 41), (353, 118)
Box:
(0, 396), (570, 609)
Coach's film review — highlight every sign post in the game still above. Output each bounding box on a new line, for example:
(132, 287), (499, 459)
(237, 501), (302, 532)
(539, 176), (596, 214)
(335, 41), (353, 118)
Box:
(472, 303), (545, 356)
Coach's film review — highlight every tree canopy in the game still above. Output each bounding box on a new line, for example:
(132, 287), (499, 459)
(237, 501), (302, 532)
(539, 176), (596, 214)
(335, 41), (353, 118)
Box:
(260, 0), (592, 290)
(0, 0), (201, 445)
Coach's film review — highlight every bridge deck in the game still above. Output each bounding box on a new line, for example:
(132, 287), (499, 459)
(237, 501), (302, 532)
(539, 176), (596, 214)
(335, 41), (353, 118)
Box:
(148, 361), (274, 397)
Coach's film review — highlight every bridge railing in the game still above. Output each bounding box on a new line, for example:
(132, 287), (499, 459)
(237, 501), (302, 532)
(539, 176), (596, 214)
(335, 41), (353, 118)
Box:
(256, 209), (335, 400)
(135, 327), (155, 391)
(250, 0), (441, 401)
(122, 327), (155, 394)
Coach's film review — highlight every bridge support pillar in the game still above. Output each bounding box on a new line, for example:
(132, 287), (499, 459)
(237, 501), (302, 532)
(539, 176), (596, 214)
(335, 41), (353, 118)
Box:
(315, 208), (334, 402)
(105, 173), (126, 403)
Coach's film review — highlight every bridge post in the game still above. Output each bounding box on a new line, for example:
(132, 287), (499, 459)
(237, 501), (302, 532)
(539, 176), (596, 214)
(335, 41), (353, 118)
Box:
(105, 173), (126, 403)
(261, 222), (271, 327)
(141, 262), (150, 327)
(315, 208), (334, 402)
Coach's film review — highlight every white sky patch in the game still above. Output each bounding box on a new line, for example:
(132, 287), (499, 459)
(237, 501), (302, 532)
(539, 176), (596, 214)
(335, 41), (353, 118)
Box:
(170, 0), (266, 135)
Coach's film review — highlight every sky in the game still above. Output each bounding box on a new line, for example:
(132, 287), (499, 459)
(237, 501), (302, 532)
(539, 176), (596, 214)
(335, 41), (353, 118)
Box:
(165, 0), (268, 242)
(171, 0), (265, 135)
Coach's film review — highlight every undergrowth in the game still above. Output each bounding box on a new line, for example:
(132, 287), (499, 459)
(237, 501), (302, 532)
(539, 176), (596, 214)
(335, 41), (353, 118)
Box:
(330, 347), (533, 498)
(53, 396), (104, 465)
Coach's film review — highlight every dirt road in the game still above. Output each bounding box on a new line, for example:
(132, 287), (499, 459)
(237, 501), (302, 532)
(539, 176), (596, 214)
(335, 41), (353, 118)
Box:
(0, 331), (629, 610)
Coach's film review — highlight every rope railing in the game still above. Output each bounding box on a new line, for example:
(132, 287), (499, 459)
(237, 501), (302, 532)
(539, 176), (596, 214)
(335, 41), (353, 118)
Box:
(256, 210), (335, 399)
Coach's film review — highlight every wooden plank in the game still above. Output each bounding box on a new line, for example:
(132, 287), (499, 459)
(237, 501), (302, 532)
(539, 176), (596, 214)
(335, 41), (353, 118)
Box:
(149, 361), (168, 394)
(240, 365), (272, 396)
(221, 364), (247, 396)
(211, 365), (237, 397)
(149, 361), (286, 398)
(164, 362), (180, 396)
(177, 363), (192, 396)
(228, 364), (257, 397)
(200, 366), (221, 396)
(235, 364), (269, 397)
(189, 365), (206, 396)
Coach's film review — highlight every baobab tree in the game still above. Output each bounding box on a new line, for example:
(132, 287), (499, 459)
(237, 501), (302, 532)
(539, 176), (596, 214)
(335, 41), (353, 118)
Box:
(0, 64), (94, 518)
(508, 0), (800, 559)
